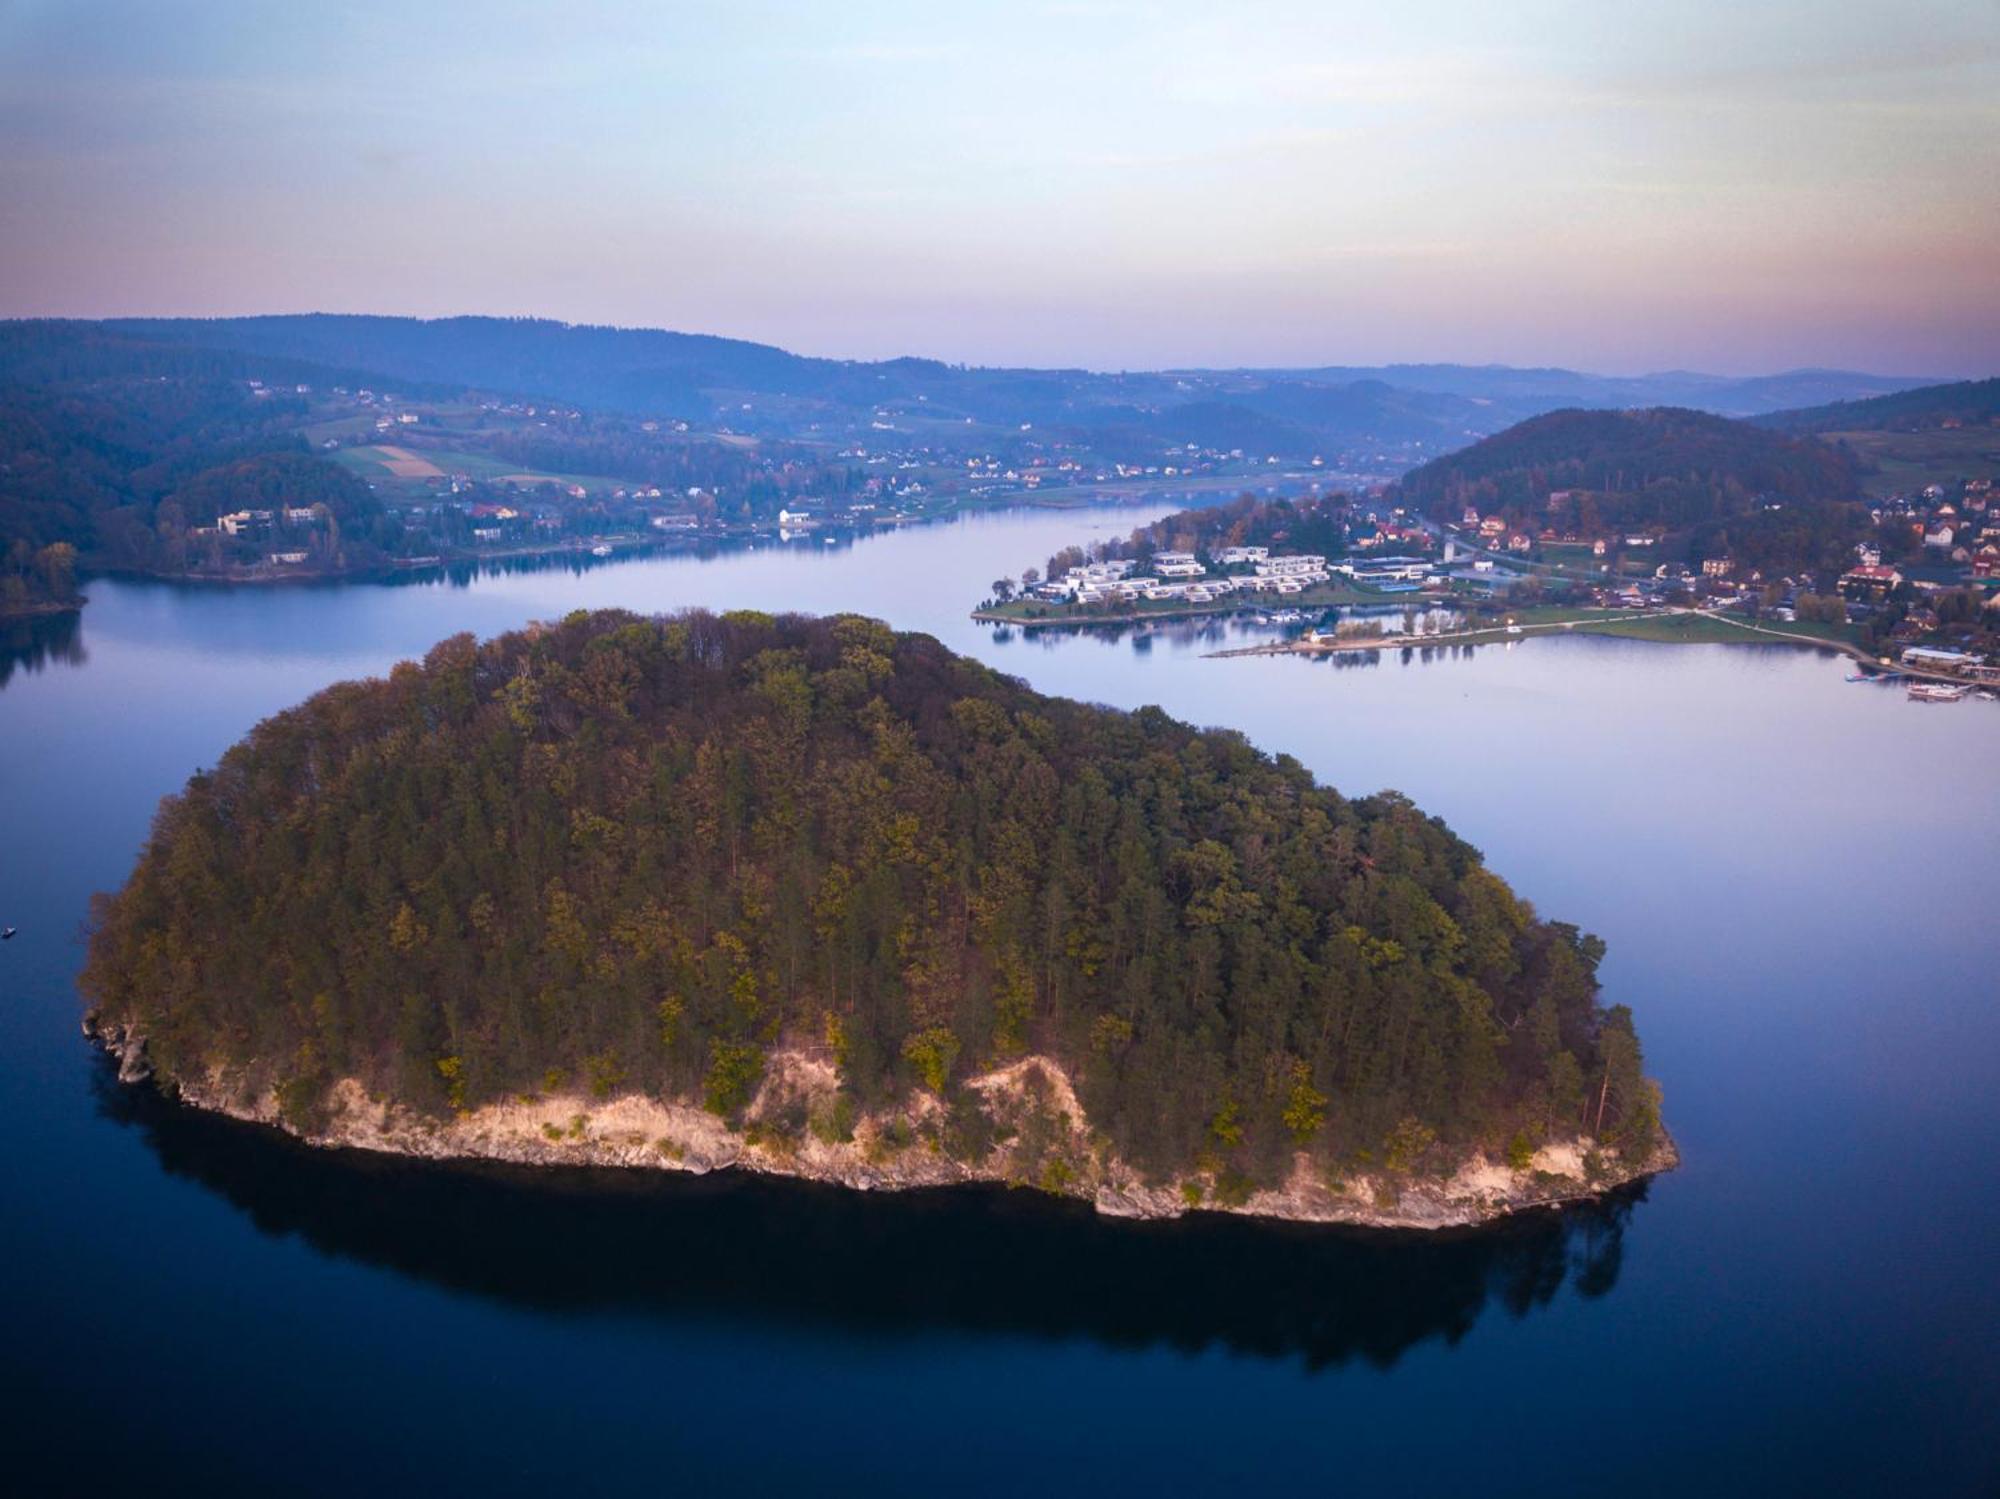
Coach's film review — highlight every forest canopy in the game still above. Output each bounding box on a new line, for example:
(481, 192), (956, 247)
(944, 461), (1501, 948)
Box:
(1398, 406), (1866, 575)
(82, 609), (1659, 1185)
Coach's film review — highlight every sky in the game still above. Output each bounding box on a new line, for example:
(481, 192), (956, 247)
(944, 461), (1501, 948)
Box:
(2, 0), (1996, 376)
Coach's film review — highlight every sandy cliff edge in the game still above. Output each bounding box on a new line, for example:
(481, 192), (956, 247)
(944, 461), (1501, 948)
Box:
(87, 1017), (1677, 1230)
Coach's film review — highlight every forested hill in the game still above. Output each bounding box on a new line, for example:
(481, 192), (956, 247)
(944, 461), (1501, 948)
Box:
(0, 374), (396, 577)
(80, 315), (1925, 453)
(82, 610), (1660, 1196)
(1398, 406), (1866, 574)
(1754, 376), (2000, 434)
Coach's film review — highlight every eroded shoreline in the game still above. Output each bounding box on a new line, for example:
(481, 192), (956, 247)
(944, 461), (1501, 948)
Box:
(88, 1016), (1677, 1232)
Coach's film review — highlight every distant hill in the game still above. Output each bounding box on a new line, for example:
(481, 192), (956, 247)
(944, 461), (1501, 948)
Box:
(1398, 406), (1867, 575)
(1232, 363), (1937, 420)
(102, 314), (835, 420)
(71, 315), (1929, 454)
(1755, 376), (2000, 434)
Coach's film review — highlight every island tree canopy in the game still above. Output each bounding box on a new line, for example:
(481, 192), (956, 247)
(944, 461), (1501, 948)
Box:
(83, 609), (1658, 1183)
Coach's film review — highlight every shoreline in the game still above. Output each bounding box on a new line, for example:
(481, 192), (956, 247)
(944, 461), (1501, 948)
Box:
(83, 538), (678, 590)
(0, 596), (85, 621)
(1204, 606), (1985, 685)
(86, 1016), (1678, 1232)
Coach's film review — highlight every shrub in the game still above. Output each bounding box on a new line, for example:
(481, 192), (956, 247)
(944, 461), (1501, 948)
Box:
(702, 1040), (765, 1119)
(809, 1091), (858, 1145)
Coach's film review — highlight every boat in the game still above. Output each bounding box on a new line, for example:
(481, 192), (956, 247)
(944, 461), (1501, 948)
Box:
(1, 927), (15, 940)
(589, 544), (613, 557)
(1908, 683), (1967, 703)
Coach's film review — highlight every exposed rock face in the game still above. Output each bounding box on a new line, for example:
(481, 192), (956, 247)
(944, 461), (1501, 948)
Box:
(88, 1030), (1677, 1230)
(84, 1013), (152, 1084)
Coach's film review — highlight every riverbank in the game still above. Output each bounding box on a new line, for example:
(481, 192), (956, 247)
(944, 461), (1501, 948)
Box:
(975, 581), (1390, 630)
(86, 1016), (1676, 1232)
(94, 535), (676, 590)
(0, 595), (84, 621)
(1206, 605), (1987, 686)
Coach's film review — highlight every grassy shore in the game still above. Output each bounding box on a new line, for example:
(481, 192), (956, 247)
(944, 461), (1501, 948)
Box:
(1569, 612), (1859, 648)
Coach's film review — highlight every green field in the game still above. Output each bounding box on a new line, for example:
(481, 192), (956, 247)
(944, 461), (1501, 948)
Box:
(329, 444), (631, 493)
(1537, 543), (1610, 571)
(1568, 612), (1858, 649)
(1826, 427), (2000, 497)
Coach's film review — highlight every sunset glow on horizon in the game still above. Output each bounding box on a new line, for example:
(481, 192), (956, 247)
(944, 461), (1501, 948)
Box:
(2, 0), (1995, 376)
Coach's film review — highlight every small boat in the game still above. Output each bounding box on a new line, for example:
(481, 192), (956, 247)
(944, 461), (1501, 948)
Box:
(1908, 683), (1967, 703)
(1, 927), (15, 940)
(589, 543), (613, 557)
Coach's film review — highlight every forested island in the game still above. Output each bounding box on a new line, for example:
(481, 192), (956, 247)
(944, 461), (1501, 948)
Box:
(82, 609), (1672, 1226)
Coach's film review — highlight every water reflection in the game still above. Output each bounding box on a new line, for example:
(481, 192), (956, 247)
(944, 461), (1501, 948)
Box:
(0, 608), (86, 689)
(373, 526), (897, 594)
(101, 1063), (1640, 1372)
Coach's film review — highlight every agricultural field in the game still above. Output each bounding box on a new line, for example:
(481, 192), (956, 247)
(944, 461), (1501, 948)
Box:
(329, 443), (633, 494)
(1825, 426), (2000, 497)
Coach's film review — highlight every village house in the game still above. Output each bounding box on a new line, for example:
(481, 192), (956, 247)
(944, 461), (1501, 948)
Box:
(1215, 545), (1269, 566)
(217, 509), (274, 536)
(1252, 554), (1330, 586)
(1901, 645), (1979, 671)
(1839, 564), (1903, 600)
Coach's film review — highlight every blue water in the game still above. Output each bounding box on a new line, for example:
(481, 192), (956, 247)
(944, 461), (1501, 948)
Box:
(2, 508), (1995, 1496)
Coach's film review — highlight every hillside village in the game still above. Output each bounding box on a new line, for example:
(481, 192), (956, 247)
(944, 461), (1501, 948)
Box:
(985, 474), (2000, 694)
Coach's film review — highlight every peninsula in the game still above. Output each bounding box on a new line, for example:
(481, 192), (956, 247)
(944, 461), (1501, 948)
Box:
(82, 608), (1672, 1227)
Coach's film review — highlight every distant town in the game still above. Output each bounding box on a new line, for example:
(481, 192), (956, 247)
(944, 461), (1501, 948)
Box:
(979, 473), (2000, 701)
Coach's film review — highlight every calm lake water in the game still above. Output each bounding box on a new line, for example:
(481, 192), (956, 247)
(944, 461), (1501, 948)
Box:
(3, 507), (1995, 1496)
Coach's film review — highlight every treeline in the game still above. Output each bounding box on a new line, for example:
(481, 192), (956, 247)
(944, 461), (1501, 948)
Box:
(1400, 407), (1867, 573)
(1758, 376), (2000, 435)
(83, 610), (1659, 1189)
(1, 539), (79, 615)
(0, 375), (397, 575)
(1045, 492), (1353, 579)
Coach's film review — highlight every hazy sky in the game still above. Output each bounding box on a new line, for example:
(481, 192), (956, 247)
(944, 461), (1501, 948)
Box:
(3, 0), (1996, 375)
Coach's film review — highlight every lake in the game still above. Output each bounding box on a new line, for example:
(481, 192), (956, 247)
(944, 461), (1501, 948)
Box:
(2, 506), (1995, 1496)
